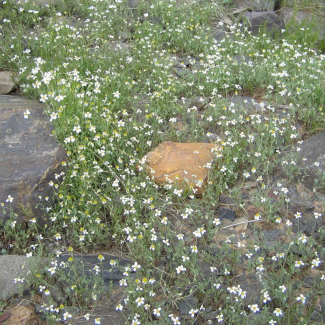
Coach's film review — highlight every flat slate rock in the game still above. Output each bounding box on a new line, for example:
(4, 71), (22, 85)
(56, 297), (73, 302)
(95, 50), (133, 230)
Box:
(232, 0), (275, 12)
(58, 254), (132, 287)
(0, 255), (37, 301)
(227, 96), (267, 113)
(0, 71), (15, 95)
(241, 11), (285, 37)
(72, 305), (127, 325)
(296, 132), (325, 191)
(0, 95), (67, 224)
(280, 8), (325, 39)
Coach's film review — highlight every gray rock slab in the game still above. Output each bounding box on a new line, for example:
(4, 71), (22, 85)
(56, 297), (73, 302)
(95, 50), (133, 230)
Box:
(58, 254), (132, 287)
(0, 255), (36, 301)
(232, 0), (275, 12)
(0, 95), (67, 224)
(235, 274), (263, 305)
(280, 8), (325, 39)
(208, 24), (229, 43)
(127, 0), (140, 9)
(177, 296), (198, 316)
(218, 207), (236, 221)
(296, 132), (325, 190)
(227, 95), (267, 113)
(0, 72), (15, 95)
(109, 41), (130, 54)
(241, 11), (285, 37)
(71, 305), (128, 325)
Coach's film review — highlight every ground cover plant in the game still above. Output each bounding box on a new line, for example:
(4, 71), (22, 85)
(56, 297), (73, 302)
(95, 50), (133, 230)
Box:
(1, 0), (325, 324)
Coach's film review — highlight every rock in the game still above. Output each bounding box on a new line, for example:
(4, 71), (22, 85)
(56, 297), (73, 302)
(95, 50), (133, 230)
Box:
(295, 132), (325, 191)
(218, 207), (236, 221)
(59, 254), (132, 288)
(232, 0), (275, 11)
(3, 305), (40, 325)
(128, 0), (140, 9)
(262, 229), (285, 247)
(292, 217), (321, 236)
(188, 97), (209, 111)
(198, 262), (216, 280)
(0, 71), (15, 94)
(289, 243), (304, 257)
(205, 310), (219, 320)
(177, 97), (192, 109)
(72, 305), (127, 325)
(0, 312), (11, 323)
(109, 42), (130, 54)
(0, 256), (47, 301)
(47, 283), (67, 305)
(280, 8), (325, 40)
(310, 310), (323, 322)
(118, 31), (129, 43)
(320, 295), (325, 319)
(141, 141), (221, 196)
(241, 11), (285, 37)
(191, 62), (203, 73)
(228, 96), (267, 114)
(209, 24), (228, 43)
(246, 312), (264, 324)
(232, 55), (254, 66)
(173, 67), (192, 78)
(302, 276), (320, 288)
(177, 296), (198, 316)
(0, 95), (67, 224)
(309, 308), (324, 324)
(208, 243), (234, 257)
(219, 194), (235, 205)
(288, 184), (315, 213)
(231, 215), (249, 232)
(235, 274), (263, 305)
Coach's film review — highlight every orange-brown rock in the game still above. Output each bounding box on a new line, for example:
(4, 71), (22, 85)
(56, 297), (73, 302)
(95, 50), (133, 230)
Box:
(143, 141), (221, 195)
(4, 305), (41, 325)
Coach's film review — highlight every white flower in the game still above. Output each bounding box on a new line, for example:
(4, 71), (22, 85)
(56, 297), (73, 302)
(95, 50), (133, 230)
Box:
(116, 304), (123, 311)
(311, 258), (322, 268)
(193, 227), (206, 238)
(132, 262), (141, 272)
(189, 309), (198, 318)
(296, 294), (306, 304)
(113, 91), (121, 98)
(6, 195), (14, 203)
(295, 260), (304, 268)
(314, 212), (322, 219)
(135, 297), (144, 307)
(220, 166), (227, 173)
(248, 304), (260, 313)
(273, 308), (283, 317)
(176, 265), (186, 274)
(153, 307), (161, 317)
(216, 313), (223, 322)
(23, 110), (30, 119)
